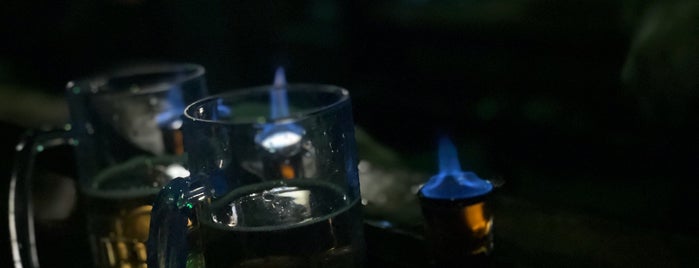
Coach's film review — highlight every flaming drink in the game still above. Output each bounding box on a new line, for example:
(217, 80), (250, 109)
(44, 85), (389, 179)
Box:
(147, 67), (366, 267)
(418, 137), (494, 267)
(193, 68), (364, 267)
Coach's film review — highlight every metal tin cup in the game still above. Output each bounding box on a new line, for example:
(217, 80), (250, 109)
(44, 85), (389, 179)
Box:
(417, 136), (495, 267)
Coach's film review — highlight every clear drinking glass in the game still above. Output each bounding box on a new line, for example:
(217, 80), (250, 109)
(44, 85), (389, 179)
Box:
(148, 81), (366, 268)
(8, 63), (208, 268)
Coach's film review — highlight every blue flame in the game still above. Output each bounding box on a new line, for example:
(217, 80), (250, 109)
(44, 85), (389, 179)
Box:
(270, 67), (289, 119)
(420, 136), (492, 200)
(255, 66), (305, 153)
(215, 98), (231, 119)
(156, 86), (185, 129)
(439, 136), (461, 175)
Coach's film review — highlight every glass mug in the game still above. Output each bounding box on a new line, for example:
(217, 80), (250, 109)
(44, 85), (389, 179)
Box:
(9, 63), (208, 268)
(148, 82), (366, 268)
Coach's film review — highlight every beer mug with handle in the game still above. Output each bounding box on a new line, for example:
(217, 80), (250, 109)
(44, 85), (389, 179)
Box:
(148, 69), (366, 268)
(8, 63), (207, 268)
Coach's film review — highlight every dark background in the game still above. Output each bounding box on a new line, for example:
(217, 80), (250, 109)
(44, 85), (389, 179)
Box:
(1, 0), (698, 267)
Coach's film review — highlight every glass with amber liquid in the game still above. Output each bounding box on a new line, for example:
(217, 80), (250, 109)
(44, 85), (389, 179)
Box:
(83, 156), (187, 268)
(417, 137), (495, 268)
(148, 69), (367, 268)
(418, 191), (494, 267)
(8, 63), (207, 268)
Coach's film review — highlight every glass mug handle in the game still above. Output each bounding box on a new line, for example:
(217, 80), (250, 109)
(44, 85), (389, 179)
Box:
(8, 128), (73, 268)
(147, 177), (202, 268)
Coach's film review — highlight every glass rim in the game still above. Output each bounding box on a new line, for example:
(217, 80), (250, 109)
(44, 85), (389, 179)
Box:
(65, 62), (206, 95)
(184, 83), (350, 125)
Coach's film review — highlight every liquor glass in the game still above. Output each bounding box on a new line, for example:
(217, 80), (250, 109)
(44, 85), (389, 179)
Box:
(148, 83), (366, 268)
(9, 63), (207, 268)
(417, 137), (495, 267)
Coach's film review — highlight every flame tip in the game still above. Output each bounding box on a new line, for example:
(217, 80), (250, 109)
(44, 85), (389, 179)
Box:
(270, 67), (290, 118)
(273, 67), (287, 87)
(438, 135), (462, 174)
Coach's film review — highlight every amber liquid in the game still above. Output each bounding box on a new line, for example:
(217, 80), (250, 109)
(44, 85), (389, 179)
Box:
(82, 156), (183, 268)
(194, 180), (366, 268)
(83, 192), (153, 268)
(419, 194), (494, 267)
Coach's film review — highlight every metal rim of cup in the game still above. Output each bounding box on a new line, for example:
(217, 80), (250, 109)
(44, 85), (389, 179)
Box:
(184, 84), (350, 125)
